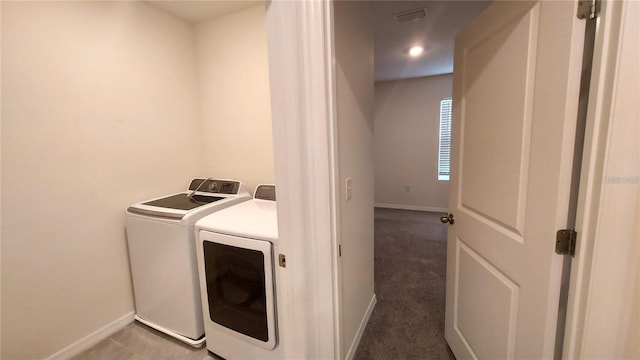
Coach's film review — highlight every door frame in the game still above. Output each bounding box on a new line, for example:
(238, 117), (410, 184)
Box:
(563, 0), (639, 358)
(265, 0), (634, 358)
(265, 1), (341, 359)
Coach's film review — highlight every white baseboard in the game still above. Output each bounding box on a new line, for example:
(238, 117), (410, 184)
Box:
(345, 294), (377, 360)
(46, 311), (135, 360)
(375, 203), (448, 213)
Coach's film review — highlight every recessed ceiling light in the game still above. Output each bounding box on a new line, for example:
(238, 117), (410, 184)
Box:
(408, 46), (424, 57)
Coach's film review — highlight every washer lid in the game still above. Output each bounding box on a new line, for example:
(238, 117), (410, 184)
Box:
(126, 178), (250, 221)
(140, 193), (223, 211)
(196, 199), (278, 242)
(127, 192), (249, 221)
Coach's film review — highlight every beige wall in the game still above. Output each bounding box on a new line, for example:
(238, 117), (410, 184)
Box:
(1, 2), (274, 358)
(196, 5), (274, 194)
(334, 1), (375, 357)
(374, 74), (452, 211)
(0, 2), (204, 358)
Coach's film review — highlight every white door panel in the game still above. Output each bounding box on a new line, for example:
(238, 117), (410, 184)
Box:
(456, 241), (520, 360)
(446, 1), (583, 359)
(460, 4), (537, 235)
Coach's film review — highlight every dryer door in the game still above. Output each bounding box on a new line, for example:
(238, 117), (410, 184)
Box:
(201, 232), (276, 350)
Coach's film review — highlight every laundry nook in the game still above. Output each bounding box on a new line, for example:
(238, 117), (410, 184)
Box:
(1, 1), (281, 358)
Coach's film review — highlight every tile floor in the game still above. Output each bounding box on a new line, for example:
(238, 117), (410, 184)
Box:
(71, 322), (219, 360)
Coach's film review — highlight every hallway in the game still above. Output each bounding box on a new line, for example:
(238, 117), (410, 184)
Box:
(354, 208), (454, 359)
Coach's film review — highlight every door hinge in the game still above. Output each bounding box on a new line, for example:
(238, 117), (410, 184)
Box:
(555, 229), (577, 256)
(338, 244), (342, 257)
(577, 0), (601, 19)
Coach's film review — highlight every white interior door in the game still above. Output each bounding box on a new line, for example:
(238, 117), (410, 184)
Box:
(445, 1), (585, 359)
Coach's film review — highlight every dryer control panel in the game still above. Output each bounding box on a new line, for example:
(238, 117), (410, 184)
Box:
(254, 185), (276, 201)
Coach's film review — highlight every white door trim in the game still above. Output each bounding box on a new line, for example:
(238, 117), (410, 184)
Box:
(265, 1), (340, 359)
(564, 0), (639, 358)
(325, 1), (345, 358)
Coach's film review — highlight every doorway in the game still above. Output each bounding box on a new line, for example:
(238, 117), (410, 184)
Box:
(353, 1), (488, 358)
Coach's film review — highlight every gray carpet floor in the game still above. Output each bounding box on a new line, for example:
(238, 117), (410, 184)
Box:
(354, 208), (455, 360)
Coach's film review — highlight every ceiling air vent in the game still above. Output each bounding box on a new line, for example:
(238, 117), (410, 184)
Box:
(394, 8), (428, 24)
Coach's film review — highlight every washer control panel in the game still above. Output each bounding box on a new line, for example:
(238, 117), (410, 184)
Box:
(188, 179), (240, 194)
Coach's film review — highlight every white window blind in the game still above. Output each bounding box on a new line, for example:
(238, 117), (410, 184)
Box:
(438, 98), (452, 181)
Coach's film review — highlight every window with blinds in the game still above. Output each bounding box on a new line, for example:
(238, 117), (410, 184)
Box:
(438, 98), (452, 181)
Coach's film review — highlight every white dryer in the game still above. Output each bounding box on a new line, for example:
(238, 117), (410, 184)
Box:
(126, 178), (250, 346)
(195, 184), (283, 359)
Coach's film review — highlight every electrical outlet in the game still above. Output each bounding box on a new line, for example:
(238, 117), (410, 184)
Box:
(405, 184), (411, 192)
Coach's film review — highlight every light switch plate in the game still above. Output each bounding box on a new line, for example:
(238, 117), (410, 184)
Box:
(346, 177), (352, 200)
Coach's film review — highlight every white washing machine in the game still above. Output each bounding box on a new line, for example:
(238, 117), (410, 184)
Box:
(126, 178), (250, 346)
(195, 184), (283, 359)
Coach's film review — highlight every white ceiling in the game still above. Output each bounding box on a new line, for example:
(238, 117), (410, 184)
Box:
(373, 1), (491, 81)
(146, 1), (263, 24)
(145, 0), (490, 82)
